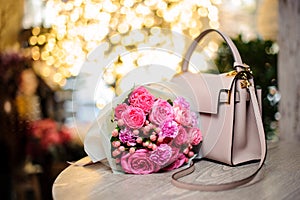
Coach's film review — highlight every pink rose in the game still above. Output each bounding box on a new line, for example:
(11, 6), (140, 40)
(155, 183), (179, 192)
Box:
(114, 103), (128, 120)
(173, 126), (189, 146)
(129, 86), (155, 113)
(174, 107), (193, 127)
(149, 144), (172, 166)
(159, 119), (179, 138)
(189, 127), (203, 145)
(162, 153), (186, 171)
(121, 106), (146, 129)
(120, 149), (160, 174)
(149, 99), (174, 126)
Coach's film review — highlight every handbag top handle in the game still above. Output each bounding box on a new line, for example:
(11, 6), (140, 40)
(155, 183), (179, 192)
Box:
(182, 29), (247, 72)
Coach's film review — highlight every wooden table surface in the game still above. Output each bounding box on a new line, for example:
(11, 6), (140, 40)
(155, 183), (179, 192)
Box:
(52, 139), (300, 200)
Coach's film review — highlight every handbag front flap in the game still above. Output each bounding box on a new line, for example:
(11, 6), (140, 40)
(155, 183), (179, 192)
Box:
(171, 72), (235, 114)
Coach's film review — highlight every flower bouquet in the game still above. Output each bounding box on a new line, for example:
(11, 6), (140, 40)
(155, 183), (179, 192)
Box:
(85, 81), (202, 174)
(84, 82), (202, 174)
(109, 85), (202, 174)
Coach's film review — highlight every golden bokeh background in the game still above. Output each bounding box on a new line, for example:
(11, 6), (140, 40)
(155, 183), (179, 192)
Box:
(28, 0), (222, 89)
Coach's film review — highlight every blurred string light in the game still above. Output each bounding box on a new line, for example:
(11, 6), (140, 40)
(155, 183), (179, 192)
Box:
(28, 0), (222, 90)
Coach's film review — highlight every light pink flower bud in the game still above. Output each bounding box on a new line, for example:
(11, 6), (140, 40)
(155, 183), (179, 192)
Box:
(150, 135), (157, 141)
(152, 144), (157, 150)
(129, 147), (135, 154)
(157, 137), (164, 143)
(112, 129), (119, 137)
(143, 141), (149, 147)
(133, 129), (139, 135)
(117, 119), (124, 126)
(188, 151), (194, 157)
(119, 146), (125, 152)
(136, 137), (143, 143)
(112, 149), (121, 157)
(112, 141), (120, 148)
(144, 125), (150, 133)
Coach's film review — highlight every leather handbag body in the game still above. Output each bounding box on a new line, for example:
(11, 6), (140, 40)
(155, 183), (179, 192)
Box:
(171, 29), (267, 191)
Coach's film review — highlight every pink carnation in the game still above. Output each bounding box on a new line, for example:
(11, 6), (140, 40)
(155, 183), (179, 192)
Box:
(159, 120), (179, 138)
(121, 106), (146, 129)
(129, 86), (155, 113)
(149, 99), (174, 126)
(119, 127), (136, 146)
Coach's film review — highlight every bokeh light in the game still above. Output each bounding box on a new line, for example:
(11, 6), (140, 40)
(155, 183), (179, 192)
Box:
(28, 0), (222, 89)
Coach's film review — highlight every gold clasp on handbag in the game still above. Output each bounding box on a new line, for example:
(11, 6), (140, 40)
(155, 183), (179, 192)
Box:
(227, 70), (252, 89)
(240, 79), (251, 89)
(238, 71), (252, 89)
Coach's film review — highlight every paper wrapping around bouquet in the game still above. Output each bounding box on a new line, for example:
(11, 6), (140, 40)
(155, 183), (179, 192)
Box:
(84, 81), (201, 174)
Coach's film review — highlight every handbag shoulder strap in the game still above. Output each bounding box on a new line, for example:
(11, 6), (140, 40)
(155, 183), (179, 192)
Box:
(182, 29), (247, 72)
(171, 85), (267, 191)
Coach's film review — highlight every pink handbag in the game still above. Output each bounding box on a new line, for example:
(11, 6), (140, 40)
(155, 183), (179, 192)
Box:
(171, 29), (267, 191)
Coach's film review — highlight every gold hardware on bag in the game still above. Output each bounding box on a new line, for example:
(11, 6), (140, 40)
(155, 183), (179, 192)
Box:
(226, 90), (231, 104)
(237, 71), (252, 89)
(226, 70), (237, 77)
(240, 79), (251, 88)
